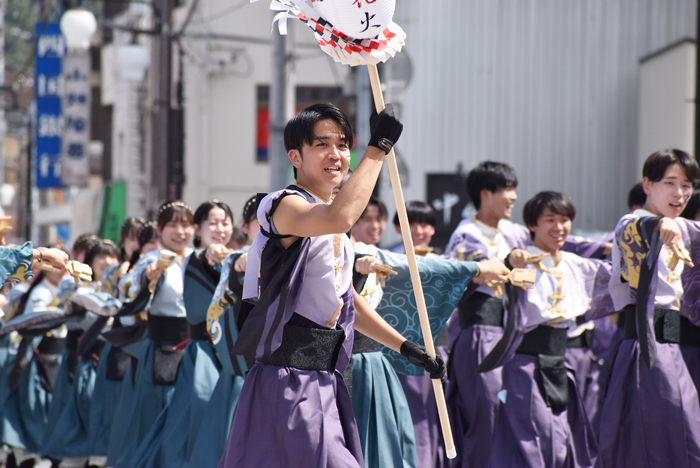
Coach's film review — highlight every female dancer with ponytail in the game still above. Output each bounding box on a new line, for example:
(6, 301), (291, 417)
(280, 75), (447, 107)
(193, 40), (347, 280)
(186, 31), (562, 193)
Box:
(112, 202), (193, 468)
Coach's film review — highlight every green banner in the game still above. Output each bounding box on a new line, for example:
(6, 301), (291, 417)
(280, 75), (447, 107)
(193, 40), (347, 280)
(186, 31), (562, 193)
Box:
(99, 180), (126, 243)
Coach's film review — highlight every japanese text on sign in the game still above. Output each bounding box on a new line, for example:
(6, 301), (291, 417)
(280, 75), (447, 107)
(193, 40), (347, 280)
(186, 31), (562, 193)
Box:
(34, 22), (64, 189)
(61, 53), (91, 186)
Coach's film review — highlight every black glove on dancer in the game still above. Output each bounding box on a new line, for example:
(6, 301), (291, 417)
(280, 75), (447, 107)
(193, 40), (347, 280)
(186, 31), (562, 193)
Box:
(400, 340), (447, 383)
(368, 103), (403, 154)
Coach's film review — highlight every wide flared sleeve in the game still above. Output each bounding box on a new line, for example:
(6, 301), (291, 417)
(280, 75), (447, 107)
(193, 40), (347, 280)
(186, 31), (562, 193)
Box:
(1, 242), (33, 284)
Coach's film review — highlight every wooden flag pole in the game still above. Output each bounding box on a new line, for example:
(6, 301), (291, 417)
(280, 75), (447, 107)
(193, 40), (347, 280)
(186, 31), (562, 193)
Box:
(367, 64), (457, 460)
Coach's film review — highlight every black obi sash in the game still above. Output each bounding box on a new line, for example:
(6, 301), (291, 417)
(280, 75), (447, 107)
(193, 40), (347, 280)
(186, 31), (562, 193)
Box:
(457, 291), (504, 329)
(68, 329), (104, 383)
(345, 331), (382, 401)
(9, 336), (67, 392)
(680, 317), (700, 347)
(622, 305), (680, 344)
(36, 336), (66, 393)
(516, 325), (569, 414)
(352, 331), (381, 354)
(567, 329), (592, 349)
(148, 314), (190, 385)
(105, 345), (131, 381)
(261, 313), (345, 371)
(189, 321), (209, 341)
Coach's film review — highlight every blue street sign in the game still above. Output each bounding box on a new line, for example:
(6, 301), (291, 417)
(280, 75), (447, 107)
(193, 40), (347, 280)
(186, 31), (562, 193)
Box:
(35, 22), (64, 189)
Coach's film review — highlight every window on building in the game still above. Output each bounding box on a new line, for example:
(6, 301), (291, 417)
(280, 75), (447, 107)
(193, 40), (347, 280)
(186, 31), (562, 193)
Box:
(256, 85), (351, 162)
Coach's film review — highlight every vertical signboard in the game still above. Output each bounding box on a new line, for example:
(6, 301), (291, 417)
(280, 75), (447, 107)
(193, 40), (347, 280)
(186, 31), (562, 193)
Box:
(35, 23), (64, 188)
(62, 53), (90, 185)
(427, 173), (471, 250)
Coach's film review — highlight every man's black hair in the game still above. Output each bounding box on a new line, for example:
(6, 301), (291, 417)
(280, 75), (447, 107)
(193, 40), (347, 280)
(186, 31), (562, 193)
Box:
(682, 190), (700, 220)
(284, 103), (354, 180)
(642, 148), (700, 185)
(627, 182), (646, 211)
(360, 196), (388, 221)
(393, 201), (436, 227)
(465, 161), (518, 210)
(523, 191), (576, 240)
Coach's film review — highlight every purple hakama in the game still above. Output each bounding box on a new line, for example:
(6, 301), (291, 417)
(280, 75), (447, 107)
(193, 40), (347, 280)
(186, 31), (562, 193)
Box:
(597, 340), (700, 468)
(219, 363), (362, 468)
(395, 342), (452, 468)
(443, 217), (528, 468)
(682, 343), (700, 395)
(565, 340), (601, 422)
(445, 324), (503, 468)
(218, 187), (364, 468)
(598, 212), (700, 467)
(490, 354), (596, 468)
(478, 247), (608, 468)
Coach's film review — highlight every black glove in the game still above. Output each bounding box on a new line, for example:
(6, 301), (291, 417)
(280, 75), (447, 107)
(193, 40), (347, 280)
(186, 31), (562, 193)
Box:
(400, 340), (446, 383)
(368, 103), (403, 154)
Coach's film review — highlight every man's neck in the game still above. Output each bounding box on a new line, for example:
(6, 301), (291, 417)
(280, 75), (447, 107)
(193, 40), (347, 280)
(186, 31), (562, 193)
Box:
(640, 203), (674, 219)
(294, 178), (332, 204)
(533, 240), (562, 266)
(475, 210), (502, 230)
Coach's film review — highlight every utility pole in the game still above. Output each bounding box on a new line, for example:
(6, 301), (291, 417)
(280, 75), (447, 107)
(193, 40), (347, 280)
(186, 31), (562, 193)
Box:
(269, 11), (288, 191)
(151, 0), (173, 202)
(0, 0), (6, 191)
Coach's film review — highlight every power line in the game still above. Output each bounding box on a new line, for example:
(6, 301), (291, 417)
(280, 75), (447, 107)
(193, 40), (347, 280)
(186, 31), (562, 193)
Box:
(192, 0), (249, 25)
(173, 0), (200, 37)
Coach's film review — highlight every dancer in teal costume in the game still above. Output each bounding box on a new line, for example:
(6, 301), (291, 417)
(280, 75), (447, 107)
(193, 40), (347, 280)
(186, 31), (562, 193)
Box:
(130, 201), (234, 468)
(104, 356), (137, 465)
(112, 201), (194, 468)
(87, 218), (145, 456)
(351, 248), (417, 468)
(0, 284), (30, 369)
(41, 240), (119, 461)
(350, 344), (417, 468)
(350, 242), (488, 467)
(0, 269), (66, 464)
(189, 195), (258, 468)
(106, 222), (161, 467)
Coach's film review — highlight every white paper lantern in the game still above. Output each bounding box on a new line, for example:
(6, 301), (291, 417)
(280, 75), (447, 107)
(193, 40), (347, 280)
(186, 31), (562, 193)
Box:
(118, 45), (149, 81)
(311, 0), (395, 39)
(60, 9), (97, 50)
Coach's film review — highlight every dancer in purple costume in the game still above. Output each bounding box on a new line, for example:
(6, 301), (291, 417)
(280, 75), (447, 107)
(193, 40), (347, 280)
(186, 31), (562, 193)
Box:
(679, 189), (700, 395)
(219, 103), (447, 468)
(444, 162), (528, 468)
(599, 149), (700, 468)
(481, 191), (608, 468)
(592, 182), (647, 428)
(444, 162), (609, 468)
